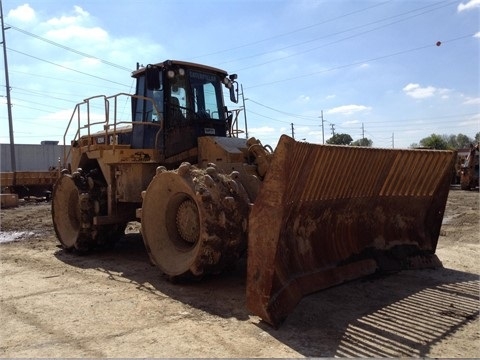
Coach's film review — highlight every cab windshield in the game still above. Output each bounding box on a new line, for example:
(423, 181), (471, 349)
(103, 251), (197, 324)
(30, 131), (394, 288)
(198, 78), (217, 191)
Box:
(188, 70), (224, 121)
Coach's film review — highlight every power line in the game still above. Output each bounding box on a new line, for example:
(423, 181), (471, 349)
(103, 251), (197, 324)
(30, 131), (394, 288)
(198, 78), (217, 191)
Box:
(6, 24), (132, 72)
(245, 94), (478, 128)
(191, 0), (394, 61)
(225, 0), (456, 70)
(246, 109), (292, 124)
(8, 47), (131, 87)
(5, 3), (468, 105)
(360, 112), (479, 124)
(11, 98), (67, 111)
(8, 1), (450, 79)
(7, 103), (62, 113)
(246, 103), (478, 130)
(11, 87), (78, 103)
(8, 0), (455, 81)
(9, 69), (131, 93)
(246, 33), (475, 89)
(247, 98), (322, 120)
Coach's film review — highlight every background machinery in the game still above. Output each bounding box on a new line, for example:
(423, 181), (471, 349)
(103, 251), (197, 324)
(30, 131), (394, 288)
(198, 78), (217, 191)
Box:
(52, 60), (456, 327)
(460, 143), (479, 190)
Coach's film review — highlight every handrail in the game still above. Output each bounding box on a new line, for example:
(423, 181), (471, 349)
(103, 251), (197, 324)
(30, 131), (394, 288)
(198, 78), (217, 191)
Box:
(85, 95), (108, 153)
(61, 93), (165, 169)
(106, 93), (164, 152)
(229, 108), (243, 138)
(62, 101), (82, 169)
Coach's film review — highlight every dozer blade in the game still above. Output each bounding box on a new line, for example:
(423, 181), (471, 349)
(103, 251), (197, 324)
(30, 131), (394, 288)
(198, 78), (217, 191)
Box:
(247, 135), (455, 327)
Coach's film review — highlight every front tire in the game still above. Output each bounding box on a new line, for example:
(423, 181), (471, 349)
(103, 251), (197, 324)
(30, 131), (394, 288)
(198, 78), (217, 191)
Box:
(141, 163), (250, 278)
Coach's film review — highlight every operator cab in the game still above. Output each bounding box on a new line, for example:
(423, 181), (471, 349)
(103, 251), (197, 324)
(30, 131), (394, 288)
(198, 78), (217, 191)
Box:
(131, 60), (238, 158)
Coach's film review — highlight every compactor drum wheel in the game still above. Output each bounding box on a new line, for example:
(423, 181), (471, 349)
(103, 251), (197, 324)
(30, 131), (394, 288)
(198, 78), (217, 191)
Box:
(141, 163), (250, 278)
(52, 170), (125, 252)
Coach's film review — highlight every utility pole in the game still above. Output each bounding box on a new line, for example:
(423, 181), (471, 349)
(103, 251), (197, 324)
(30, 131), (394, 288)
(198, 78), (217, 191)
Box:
(362, 123), (365, 140)
(1, 0), (16, 176)
(320, 110), (325, 144)
(392, 132), (395, 148)
(330, 123), (335, 136)
(240, 84), (248, 139)
(291, 123), (295, 139)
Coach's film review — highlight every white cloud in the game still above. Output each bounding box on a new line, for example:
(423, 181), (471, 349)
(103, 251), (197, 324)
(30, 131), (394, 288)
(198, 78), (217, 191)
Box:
(344, 120), (360, 126)
(327, 104), (372, 115)
(403, 83), (452, 100)
(73, 5), (89, 18)
(249, 126), (281, 147)
(45, 26), (109, 42)
(249, 126), (276, 135)
(458, 0), (480, 12)
(46, 6), (90, 26)
(296, 125), (311, 133)
(474, 32), (480, 38)
(40, 6), (107, 43)
(8, 4), (36, 22)
(39, 109), (75, 123)
(437, 88), (451, 100)
(403, 83), (445, 99)
(463, 97), (480, 105)
(296, 95), (310, 103)
(12, 3), (161, 73)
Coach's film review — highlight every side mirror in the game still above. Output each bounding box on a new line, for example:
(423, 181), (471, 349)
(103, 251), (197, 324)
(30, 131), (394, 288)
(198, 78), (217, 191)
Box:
(223, 75), (239, 103)
(145, 65), (161, 90)
(229, 84), (238, 103)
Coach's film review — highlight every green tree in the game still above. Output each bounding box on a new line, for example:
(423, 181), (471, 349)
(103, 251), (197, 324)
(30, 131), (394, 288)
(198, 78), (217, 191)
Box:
(413, 133), (477, 149)
(455, 134), (472, 148)
(418, 134), (448, 149)
(326, 133), (353, 145)
(446, 133), (473, 149)
(351, 138), (373, 147)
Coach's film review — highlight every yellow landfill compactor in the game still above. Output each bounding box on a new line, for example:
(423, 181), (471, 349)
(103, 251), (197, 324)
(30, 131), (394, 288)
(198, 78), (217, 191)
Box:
(52, 60), (455, 327)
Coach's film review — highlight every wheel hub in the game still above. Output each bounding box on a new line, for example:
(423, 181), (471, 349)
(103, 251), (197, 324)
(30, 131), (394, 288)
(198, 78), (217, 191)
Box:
(176, 199), (199, 244)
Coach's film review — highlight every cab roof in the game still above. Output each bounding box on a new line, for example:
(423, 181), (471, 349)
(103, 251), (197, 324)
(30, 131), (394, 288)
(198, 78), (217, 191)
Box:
(131, 60), (228, 78)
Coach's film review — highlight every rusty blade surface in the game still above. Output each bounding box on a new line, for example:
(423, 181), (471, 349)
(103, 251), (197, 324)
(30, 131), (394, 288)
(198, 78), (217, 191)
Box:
(246, 135), (455, 327)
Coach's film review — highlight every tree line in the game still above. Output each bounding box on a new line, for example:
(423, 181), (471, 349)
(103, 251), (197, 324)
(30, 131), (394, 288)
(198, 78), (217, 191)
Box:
(411, 133), (480, 150)
(325, 132), (479, 149)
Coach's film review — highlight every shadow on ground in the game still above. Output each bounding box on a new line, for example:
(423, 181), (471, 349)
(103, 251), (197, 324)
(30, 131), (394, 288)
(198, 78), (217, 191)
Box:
(263, 269), (479, 357)
(55, 232), (479, 358)
(54, 233), (250, 321)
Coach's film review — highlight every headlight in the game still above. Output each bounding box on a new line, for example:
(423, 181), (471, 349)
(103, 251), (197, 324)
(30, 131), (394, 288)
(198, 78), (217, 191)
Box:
(167, 70), (175, 78)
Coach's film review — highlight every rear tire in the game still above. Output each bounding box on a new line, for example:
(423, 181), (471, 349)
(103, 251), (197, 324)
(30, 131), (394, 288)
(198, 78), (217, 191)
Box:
(52, 171), (125, 252)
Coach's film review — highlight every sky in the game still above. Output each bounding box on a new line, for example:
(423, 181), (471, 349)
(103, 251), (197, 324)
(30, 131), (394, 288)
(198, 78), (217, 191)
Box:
(1, 0), (479, 149)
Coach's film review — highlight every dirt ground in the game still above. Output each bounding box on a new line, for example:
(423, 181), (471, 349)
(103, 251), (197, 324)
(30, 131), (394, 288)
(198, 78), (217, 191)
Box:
(0, 188), (478, 358)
